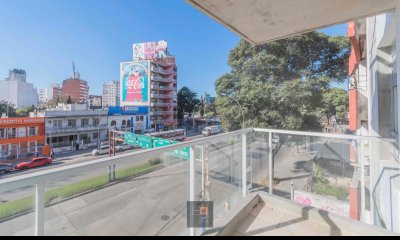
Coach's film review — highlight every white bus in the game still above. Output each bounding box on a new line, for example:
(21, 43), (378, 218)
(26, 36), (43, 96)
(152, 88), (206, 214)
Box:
(147, 129), (186, 141)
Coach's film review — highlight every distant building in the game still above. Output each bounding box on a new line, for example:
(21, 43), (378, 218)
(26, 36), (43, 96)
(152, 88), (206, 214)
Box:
(102, 80), (119, 108)
(61, 72), (89, 104)
(39, 84), (62, 104)
(108, 106), (148, 134)
(0, 69), (38, 109)
(205, 92), (216, 105)
(89, 95), (102, 110)
(121, 40), (178, 131)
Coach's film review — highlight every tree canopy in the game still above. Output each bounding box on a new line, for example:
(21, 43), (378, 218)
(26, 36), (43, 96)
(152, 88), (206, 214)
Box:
(216, 32), (350, 131)
(321, 88), (349, 121)
(0, 101), (17, 117)
(177, 87), (200, 125)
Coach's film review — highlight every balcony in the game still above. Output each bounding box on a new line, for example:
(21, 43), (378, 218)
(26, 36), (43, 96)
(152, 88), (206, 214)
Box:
(0, 128), (398, 236)
(151, 85), (176, 91)
(151, 67), (176, 75)
(151, 102), (177, 107)
(151, 93), (174, 99)
(151, 76), (177, 84)
(45, 125), (109, 134)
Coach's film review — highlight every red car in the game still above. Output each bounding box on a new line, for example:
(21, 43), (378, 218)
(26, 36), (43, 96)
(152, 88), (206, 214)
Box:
(15, 157), (53, 170)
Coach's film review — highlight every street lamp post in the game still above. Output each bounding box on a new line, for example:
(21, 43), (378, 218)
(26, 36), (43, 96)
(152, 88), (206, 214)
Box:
(223, 95), (245, 129)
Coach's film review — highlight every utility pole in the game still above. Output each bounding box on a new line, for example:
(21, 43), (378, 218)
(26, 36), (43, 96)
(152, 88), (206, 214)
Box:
(72, 61), (76, 79)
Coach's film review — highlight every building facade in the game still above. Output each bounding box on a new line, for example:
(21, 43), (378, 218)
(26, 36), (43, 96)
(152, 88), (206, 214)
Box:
(89, 95), (102, 110)
(102, 80), (119, 108)
(0, 69), (38, 109)
(120, 40), (178, 132)
(62, 73), (89, 104)
(108, 106), (148, 134)
(348, 12), (400, 232)
(205, 92), (216, 105)
(44, 104), (108, 148)
(0, 117), (45, 160)
(39, 84), (62, 104)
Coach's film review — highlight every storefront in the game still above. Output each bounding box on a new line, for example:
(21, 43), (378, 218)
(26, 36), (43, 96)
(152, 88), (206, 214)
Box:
(0, 117), (46, 160)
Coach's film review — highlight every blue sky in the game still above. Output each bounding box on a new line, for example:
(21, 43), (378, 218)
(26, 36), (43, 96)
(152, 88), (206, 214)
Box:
(0, 0), (347, 97)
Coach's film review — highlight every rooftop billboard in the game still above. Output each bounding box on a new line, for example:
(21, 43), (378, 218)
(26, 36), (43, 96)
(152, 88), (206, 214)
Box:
(133, 40), (168, 60)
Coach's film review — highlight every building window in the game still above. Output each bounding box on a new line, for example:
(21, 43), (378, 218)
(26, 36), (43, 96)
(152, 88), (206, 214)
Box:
(81, 119), (89, 127)
(29, 127), (37, 136)
(127, 120), (131, 127)
(140, 116), (144, 121)
(68, 120), (76, 127)
(92, 133), (99, 139)
(122, 120), (127, 126)
(0, 129), (5, 139)
(111, 120), (117, 126)
(7, 128), (16, 139)
(93, 118), (100, 126)
(54, 120), (63, 128)
(136, 116), (140, 122)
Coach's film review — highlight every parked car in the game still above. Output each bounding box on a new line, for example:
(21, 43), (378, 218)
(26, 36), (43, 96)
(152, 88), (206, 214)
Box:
(115, 143), (133, 152)
(92, 145), (110, 156)
(15, 157), (53, 171)
(0, 163), (13, 175)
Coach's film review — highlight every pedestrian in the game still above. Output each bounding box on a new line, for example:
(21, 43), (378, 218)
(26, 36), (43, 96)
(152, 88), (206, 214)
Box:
(35, 151), (39, 158)
(50, 150), (55, 159)
(75, 142), (80, 151)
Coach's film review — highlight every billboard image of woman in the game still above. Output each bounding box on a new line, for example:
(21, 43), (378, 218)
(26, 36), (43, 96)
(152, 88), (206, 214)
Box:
(121, 62), (148, 104)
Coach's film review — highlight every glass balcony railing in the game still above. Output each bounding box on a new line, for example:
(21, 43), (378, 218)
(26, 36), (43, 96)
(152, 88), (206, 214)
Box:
(0, 128), (398, 236)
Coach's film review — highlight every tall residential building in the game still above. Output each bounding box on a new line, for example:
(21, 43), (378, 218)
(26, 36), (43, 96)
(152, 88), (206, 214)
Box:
(0, 69), (38, 109)
(89, 95), (102, 110)
(61, 72), (89, 104)
(120, 40), (178, 131)
(102, 80), (119, 107)
(205, 92), (216, 105)
(39, 84), (62, 104)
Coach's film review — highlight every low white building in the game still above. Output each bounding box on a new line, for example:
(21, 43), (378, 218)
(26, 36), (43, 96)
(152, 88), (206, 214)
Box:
(44, 104), (108, 148)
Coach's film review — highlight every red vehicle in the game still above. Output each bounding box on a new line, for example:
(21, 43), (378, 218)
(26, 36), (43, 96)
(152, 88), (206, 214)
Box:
(15, 157), (53, 170)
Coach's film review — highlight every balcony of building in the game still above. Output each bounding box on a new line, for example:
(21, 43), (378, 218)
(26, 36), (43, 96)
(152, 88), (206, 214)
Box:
(45, 124), (109, 134)
(151, 75), (177, 84)
(150, 102), (177, 107)
(151, 66), (176, 75)
(151, 93), (174, 99)
(151, 85), (176, 91)
(0, 128), (398, 236)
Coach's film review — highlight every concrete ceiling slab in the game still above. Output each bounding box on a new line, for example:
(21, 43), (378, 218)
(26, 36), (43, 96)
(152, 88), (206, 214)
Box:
(187, 0), (397, 45)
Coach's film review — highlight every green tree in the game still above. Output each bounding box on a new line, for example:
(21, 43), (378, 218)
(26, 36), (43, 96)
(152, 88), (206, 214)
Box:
(0, 101), (17, 117)
(199, 97), (205, 119)
(16, 105), (36, 117)
(177, 87), (199, 125)
(216, 32), (350, 131)
(67, 96), (72, 104)
(321, 88), (349, 122)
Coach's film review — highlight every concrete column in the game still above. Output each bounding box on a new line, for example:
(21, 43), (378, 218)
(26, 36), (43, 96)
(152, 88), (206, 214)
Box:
(35, 183), (45, 236)
(242, 133), (247, 198)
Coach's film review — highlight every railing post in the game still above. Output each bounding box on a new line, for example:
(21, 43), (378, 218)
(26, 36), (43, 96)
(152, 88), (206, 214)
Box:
(360, 140), (366, 223)
(269, 132), (273, 195)
(35, 183), (45, 236)
(242, 133), (247, 198)
(189, 146), (195, 236)
(201, 145), (205, 197)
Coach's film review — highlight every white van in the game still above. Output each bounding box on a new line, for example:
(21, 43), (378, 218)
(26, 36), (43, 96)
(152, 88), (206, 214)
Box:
(202, 126), (222, 137)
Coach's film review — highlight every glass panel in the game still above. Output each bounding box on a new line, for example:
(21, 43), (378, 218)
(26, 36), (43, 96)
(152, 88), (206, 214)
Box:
(0, 186), (35, 236)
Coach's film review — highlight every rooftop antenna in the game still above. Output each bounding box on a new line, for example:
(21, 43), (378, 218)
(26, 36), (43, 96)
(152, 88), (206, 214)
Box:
(72, 61), (76, 79)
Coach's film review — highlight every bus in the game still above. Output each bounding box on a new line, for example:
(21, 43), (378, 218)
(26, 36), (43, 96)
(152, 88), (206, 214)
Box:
(147, 129), (186, 141)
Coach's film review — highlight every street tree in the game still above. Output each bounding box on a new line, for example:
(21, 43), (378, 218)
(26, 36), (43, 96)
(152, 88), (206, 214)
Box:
(177, 86), (200, 125)
(216, 32), (350, 131)
(0, 101), (17, 117)
(321, 88), (349, 122)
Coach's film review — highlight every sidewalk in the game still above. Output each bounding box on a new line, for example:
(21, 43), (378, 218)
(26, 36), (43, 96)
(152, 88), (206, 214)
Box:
(52, 147), (97, 162)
